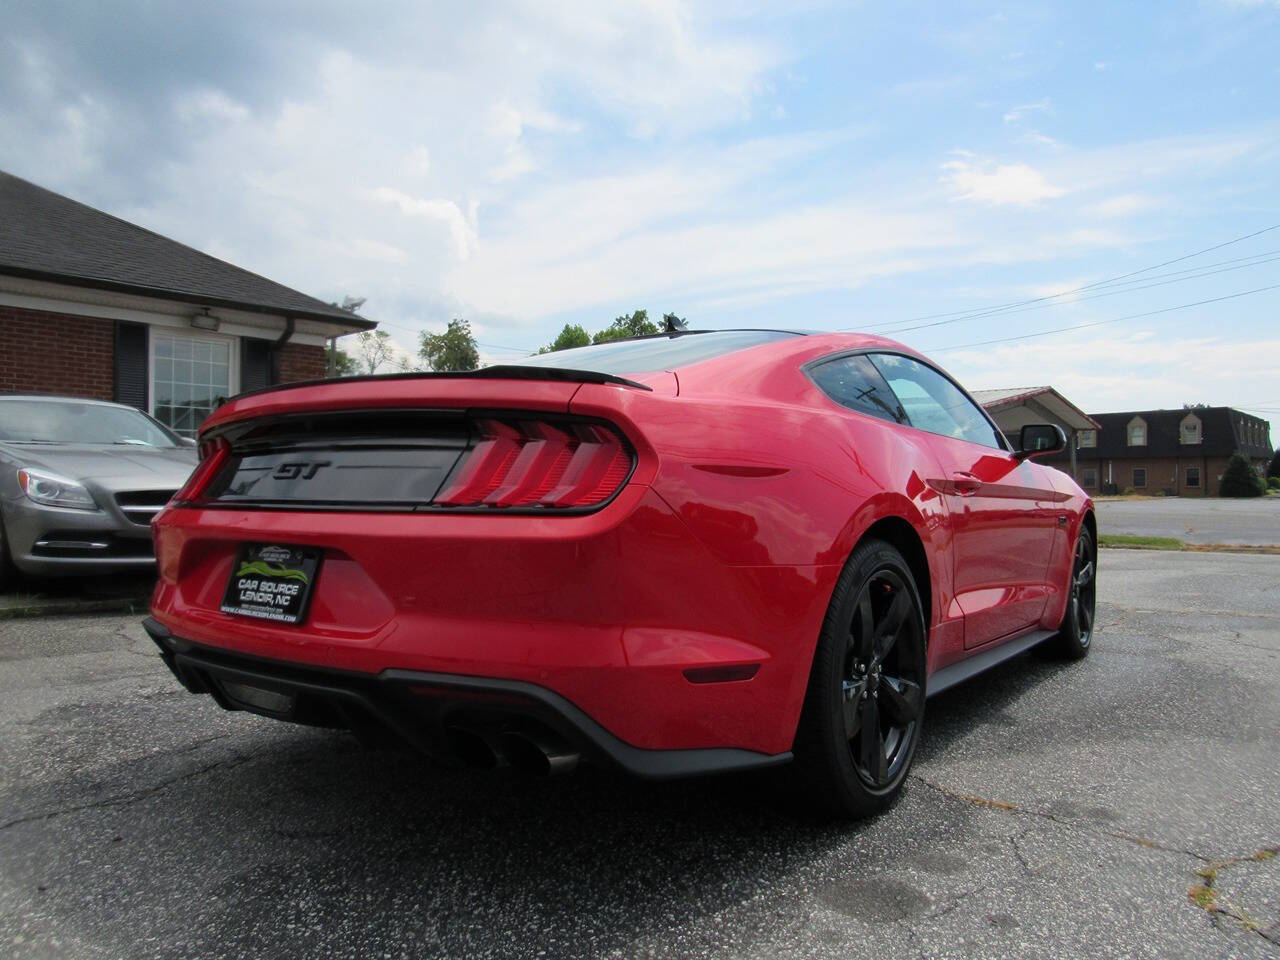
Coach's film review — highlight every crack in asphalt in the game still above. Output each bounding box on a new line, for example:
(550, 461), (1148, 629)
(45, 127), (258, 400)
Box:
(909, 775), (1279, 946)
(0, 747), (255, 832)
(1187, 847), (1280, 946)
(909, 773), (1211, 861)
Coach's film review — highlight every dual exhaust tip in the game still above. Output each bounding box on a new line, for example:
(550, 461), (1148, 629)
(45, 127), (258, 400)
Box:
(450, 724), (580, 777)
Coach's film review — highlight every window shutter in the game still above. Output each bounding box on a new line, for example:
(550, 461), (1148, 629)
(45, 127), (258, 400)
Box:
(114, 321), (149, 410)
(240, 338), (274, 392)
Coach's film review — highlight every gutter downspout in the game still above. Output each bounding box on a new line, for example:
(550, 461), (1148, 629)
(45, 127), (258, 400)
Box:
(271, 318), (296, 384)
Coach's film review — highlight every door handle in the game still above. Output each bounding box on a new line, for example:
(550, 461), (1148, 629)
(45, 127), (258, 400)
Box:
(952, 472), (982, 496)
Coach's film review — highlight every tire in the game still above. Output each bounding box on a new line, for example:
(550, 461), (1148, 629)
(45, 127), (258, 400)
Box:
(1049, 527), (1096, 660)
(791, 538), (928, 819)
(0, 517), (16, 595)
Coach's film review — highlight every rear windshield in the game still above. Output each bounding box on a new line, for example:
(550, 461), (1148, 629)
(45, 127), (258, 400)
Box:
(509, 330), (799, 376)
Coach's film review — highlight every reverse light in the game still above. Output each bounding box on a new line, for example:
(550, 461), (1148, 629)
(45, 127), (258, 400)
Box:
(17, 468), (98, 510)
(170, 435), (230, 505)
(435, 419), (632, 509)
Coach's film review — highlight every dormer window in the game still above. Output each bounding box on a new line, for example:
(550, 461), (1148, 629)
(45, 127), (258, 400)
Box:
(1180, 413), (1201, 445)
(1127, 417), (1147, 447)
(1078, 429), (1096, 448)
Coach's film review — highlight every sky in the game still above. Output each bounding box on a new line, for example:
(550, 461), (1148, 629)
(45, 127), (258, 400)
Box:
(3, 0), (1278, 432)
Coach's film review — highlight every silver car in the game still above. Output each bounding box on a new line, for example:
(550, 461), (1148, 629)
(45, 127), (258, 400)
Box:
(0, 396), (197, 587)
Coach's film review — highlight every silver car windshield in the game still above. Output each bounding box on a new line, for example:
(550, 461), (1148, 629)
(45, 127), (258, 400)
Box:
(0, 400), (180, 448)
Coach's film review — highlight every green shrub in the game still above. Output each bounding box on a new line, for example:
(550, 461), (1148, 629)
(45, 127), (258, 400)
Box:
(1268, 476), (1280, 490)
(1219, 454), (1264, 498)
(1121, 486), (1136, 496)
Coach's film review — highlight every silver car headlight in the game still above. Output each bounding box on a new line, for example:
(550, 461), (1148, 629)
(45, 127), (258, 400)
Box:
(16, 468), (99, 510)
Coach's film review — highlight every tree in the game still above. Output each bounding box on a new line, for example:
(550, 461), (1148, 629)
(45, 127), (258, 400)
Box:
(419, 318), (480, 372)
(592, 309), (660, 344)
(538, 323), (591, 354)
(1219, 453), (1264, 497)
(326, 295), (368, 377)
(353, 330), (397, 375)
(329, 344), (358, 376)
(1267, 448), (1280, 480)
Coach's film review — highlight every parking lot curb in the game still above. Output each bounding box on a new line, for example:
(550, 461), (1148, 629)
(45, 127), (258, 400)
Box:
(0, 596), (150, 620)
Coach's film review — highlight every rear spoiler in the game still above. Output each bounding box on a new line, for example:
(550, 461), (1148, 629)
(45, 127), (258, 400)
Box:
(227, 365), (654, 403)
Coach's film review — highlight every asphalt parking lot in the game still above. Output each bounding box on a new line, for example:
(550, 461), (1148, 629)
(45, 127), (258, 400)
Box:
(1096, 495), (1280, 545)
(1, 549), (1277, 959)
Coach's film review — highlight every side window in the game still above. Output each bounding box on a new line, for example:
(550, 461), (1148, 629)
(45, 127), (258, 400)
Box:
(869, 353), (1003, 449)
(809, 354), (907, 424)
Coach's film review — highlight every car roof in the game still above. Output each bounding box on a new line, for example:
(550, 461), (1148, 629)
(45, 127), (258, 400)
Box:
(0, 394), (139, 410)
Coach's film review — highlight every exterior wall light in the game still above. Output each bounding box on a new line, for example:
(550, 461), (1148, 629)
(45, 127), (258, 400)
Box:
(191, 308), (221, 331)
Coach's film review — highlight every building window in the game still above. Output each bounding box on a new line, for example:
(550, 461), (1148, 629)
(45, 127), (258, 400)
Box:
(151, 331), (234, 438)
(1132, 467), (1147, 489)
(1078, 429), (1096, 448)
(1127, 417), (1147, 446)
(1180, 414), (1201, 445)
(1186, 466), (1200, 488)
(1082, 467), (1097, 487)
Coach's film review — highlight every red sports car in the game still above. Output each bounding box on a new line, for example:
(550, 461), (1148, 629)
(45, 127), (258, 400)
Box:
(145, 330), (1096, 817)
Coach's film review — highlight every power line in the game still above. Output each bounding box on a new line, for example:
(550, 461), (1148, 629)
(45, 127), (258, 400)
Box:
(851, 221), (1280, 333)
(869, 247), (1280, 332)
(926, 282), (1280, 353)
(872, 251), (1280, 334)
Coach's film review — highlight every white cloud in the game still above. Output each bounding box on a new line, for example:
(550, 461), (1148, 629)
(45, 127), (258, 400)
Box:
(940, 153), (1066, 206)
(1003, 99), (1052, 125)
(369, 188), (477, 261)
(1088, 193), (1161, 217)
(176, 89), (250, 124)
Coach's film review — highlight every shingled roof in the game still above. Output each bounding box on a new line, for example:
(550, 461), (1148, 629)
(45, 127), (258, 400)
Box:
(1044, 407), (1272, 462)
(0, 171), (374, 329)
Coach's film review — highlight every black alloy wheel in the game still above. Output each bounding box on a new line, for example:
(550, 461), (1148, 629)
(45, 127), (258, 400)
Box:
(793, 538), (927, 818)
(1051, 528), (1096, 659)
(842, 568), (926, 788)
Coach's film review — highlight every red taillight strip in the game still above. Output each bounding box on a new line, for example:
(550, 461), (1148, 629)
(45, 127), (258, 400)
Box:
(434, 421), (523, 506)
(483, 423), (574, 507)
(435, 418), (632, 510)
(170, 436), (230, 505)
(538, 427), (626, 508)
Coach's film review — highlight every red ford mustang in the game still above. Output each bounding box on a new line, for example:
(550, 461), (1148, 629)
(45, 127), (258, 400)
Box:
(145, 330), (1096, 817)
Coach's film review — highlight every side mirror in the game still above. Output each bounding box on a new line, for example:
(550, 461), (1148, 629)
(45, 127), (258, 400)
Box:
(1017, 424), (1066, 459)
(179, 437), (197, 448)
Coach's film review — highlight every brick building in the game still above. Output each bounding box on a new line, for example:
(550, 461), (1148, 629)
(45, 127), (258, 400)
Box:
(0, 171), (372, 436)
(1043, 407), (1273, 497)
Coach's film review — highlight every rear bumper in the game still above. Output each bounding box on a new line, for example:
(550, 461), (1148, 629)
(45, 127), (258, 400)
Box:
(148, 486), (839, 756)
(143, 617), (790, 779)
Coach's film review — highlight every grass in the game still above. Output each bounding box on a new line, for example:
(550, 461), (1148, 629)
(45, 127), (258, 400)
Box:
(1098, 534), (1187, 550)
(1098, 534), (1280, 555)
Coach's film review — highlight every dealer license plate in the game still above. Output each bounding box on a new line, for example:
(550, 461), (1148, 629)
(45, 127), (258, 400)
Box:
(220, 544), (321, 625)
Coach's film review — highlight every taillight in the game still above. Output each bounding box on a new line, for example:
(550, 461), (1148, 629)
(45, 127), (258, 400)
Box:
(435, 419), (632, 509)
(170, 435), (230, 505)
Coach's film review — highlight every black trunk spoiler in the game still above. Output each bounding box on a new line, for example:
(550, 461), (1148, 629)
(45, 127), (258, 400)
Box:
(229, 365), (654, 403)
